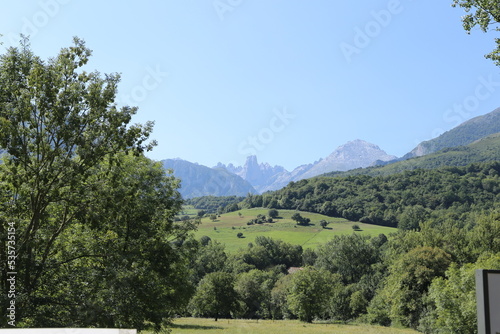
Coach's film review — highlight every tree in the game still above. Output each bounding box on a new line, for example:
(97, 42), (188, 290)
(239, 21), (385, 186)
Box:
(287, 267), (336, 322)
(234, 269), (278, 319)
(315, 234), (379, 284)
(188, 272), (239, 321)
(190, 240), (227, 284)
(237, 232), (244, 238)
(422, 252), (500, 333)
(0, 38), (170, 327)
(452, 0), (500, 66)
(268, 209), (279, 219)
(398, 205), (429, 231)
(371, 247), (452, 329)
(4, 153), (196, 330)
(291, 213), (310, 226)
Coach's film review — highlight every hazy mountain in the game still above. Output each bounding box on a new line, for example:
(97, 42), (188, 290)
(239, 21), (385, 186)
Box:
(403, 107), (500, 159)
(162, 159), (257, 198)
(324, 132), (500, 178)
(216, 156), (288, 192)
(296, 139), (396, 180)
(218, 140), (395, 193)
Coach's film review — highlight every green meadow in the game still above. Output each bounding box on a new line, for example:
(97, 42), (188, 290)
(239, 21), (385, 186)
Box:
(192, 208), (396, 253)
(162, 317), (419, 334)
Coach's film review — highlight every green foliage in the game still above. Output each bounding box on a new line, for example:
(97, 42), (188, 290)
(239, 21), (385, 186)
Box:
(188, 272), (239, 321)
(186, 195), (245, 214)
(291, 213), (311, 226)
(452, 0), (500, 66)
(287, 267), (339, 322)
(234, 236), (303, 270)
(370, 247), (452, 329)
(268, 209), (279, 219)
(245, 162), (500, 228)
(315, 234), (380, 284)
(234, 269), (280, 319)
(189, 239), (227, 284)
(0, 38), (193, 330)
(422, 252), (500, 334)
(398, 205), (430, 231)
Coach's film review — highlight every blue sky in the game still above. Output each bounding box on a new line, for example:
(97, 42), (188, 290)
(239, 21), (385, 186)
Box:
(1, 0), (499, 170)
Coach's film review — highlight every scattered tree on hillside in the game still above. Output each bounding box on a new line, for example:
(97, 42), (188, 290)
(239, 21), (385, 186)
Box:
(291, 213), (310, 226)
(268, 209), (279, 219)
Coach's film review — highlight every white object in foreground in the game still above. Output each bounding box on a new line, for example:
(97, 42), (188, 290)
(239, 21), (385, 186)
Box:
(0, 329), (136, 334)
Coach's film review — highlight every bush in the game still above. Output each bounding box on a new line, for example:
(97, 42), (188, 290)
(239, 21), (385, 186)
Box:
(268, 209), (279, 219)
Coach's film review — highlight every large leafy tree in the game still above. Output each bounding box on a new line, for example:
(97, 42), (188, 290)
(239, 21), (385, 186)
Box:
(315, 234), (380, 284)
(287, 267), (339, 323)
(452, 0), (500, 65)
(0, 38), (192, 329)
(188, 271), (239, 321)
(423, 252), (500, 334)
(369, 247), (452, 329)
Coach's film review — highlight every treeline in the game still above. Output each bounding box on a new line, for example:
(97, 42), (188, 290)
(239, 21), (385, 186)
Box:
(243, 162), (500, 227)
(185, 195), (244, 214)
(185, 210), (500, 332)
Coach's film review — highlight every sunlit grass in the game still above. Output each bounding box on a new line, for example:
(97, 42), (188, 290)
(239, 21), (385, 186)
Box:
(156, 317), (419, 334)
(193, 208), (396, 253)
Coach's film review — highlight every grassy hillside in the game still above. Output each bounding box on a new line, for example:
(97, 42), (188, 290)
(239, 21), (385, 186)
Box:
(193, 208), (396, 253)
(326, 133), (500, 178)
(162, 318), (419, 334)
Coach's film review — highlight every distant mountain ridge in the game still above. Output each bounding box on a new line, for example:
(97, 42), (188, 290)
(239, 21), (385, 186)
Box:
(403, 107), (500, 159)
(163, 107), (500, 198)
(324, 132), (500, 178)
(162, 159), (257, 198)
(296, 139), (396, 179)
(218, 139), (396, 193)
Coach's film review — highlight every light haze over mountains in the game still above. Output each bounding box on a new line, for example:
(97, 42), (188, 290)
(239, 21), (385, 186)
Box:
(163, 108), (500, 198)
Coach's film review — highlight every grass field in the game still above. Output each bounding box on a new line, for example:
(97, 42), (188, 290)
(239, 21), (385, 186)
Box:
(159, 317), (419, 334)
(192, 208), (396, 253)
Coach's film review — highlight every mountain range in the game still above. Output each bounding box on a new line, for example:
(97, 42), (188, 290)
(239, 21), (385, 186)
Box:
(162, 107), (500, 199)
(217, 139), (396, 193)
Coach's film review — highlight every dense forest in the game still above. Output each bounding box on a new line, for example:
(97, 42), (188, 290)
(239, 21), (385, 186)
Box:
(184, 213), (500, 332)
(185, 195), (244, 214)
(242, 162), (500, 228)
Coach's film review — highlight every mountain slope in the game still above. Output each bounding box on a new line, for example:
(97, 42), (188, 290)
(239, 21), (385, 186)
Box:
(403, 107), (500, 159)
(324, 133), (500, 178)
(216, 156), (290, 193)
(296, 139), (396, 180)
(162, 159), (257, 198)
(219, 140), (395, 193)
